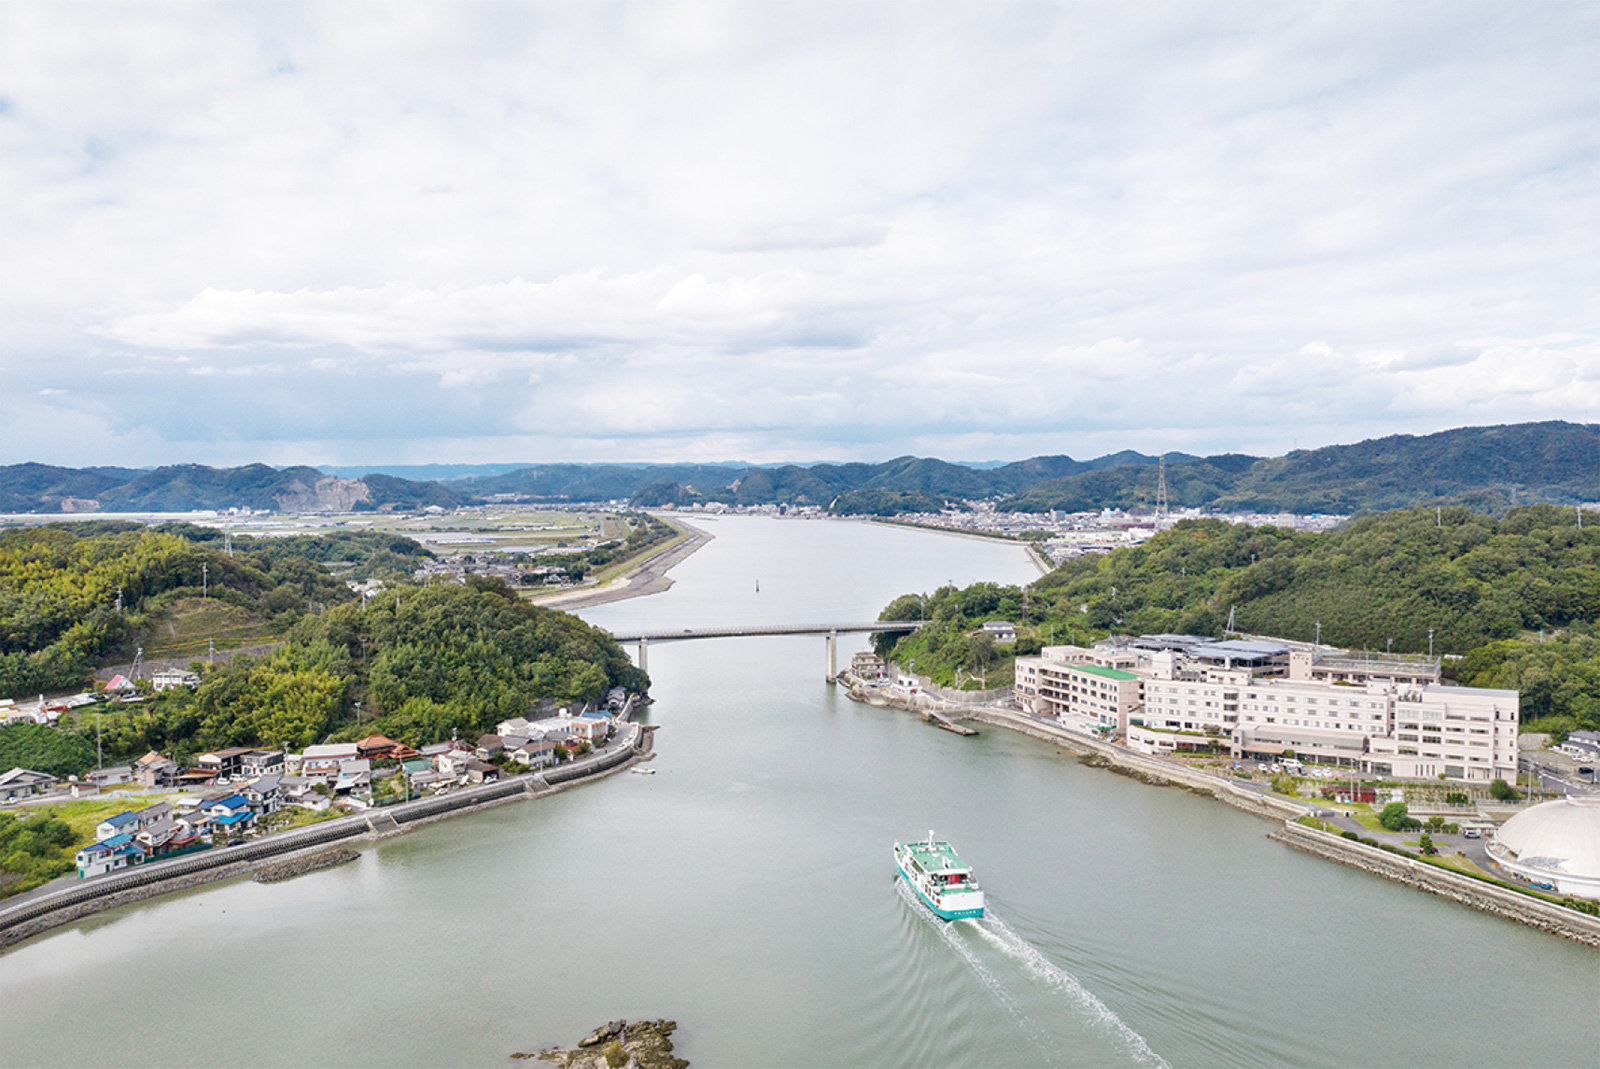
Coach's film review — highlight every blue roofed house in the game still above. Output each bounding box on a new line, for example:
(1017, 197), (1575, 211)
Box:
(205, 793), (257, 834)
(77, 833), (148, 877)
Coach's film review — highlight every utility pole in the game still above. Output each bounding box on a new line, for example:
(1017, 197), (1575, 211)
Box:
(202, 562), (208, 599)
(115, 587), (123, 614)
(1314, 621), (1322, 646)
(1428, 628), (1434, 657)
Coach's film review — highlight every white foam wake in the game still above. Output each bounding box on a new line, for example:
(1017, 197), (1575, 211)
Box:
(973, 914), (1170, 1069)
(896, 880), (1058, 1059)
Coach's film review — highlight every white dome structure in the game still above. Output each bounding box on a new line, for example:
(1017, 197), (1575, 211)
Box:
(1489, 795), (1600, 899)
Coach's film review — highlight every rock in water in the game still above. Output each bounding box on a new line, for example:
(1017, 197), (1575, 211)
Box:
(514, 1019), (687, 1069)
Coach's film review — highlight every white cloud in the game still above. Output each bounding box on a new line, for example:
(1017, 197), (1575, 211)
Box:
(1, 1), (1595, 466)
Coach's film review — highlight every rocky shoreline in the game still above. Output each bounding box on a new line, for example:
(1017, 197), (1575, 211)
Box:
(515, 1019), (688, 1069)
(252, 847), (360, 884)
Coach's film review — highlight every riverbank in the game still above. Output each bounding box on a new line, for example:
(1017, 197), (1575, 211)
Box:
(840, 676), (1600, 945)
(531, 518), (714, 611)
(0, 722), (656, 951)
(866, 518), (1051, 575)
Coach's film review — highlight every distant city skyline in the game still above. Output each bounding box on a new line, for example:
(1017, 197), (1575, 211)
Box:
(2, 2), (1595, 468)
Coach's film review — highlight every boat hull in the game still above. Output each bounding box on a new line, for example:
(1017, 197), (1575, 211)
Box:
(894, 849), (984, 920)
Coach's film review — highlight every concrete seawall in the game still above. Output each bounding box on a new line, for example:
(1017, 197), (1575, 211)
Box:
(0, 723), (655, 951)
(1268, 821), (1600, 947)
(854, 693), (1600, 945)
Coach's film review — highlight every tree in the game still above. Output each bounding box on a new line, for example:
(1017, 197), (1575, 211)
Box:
(1379, 801), (1411, 831)
(1489, 778), (1521, 801)
(1418, 833), (1437, 856)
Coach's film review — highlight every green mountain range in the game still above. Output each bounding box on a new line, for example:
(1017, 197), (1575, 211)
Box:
(1, 421), (1594, 516)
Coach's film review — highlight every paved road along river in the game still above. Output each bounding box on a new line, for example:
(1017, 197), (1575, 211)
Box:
(1, 515), (1596, 1067)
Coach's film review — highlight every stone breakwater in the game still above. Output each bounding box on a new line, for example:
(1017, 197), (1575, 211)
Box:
(1268, 821), (1600, 947)
(0, 722), (656, 951)
(252, 847), (359, 884)
(846, 684), (1600, 944)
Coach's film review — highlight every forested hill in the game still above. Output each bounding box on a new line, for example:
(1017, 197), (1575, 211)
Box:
(0, 522), (434, 699)
(874, 504), (1600, 732)
(0, 524), (644, 773)
(2, 420), (1594, 515)
(997, 422), (1599, 514)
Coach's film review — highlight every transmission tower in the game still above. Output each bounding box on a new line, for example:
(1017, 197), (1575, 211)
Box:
(1156, 455), (1169, 526)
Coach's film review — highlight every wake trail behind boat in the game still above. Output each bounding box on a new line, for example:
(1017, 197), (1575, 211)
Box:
(896, 880), (1059, 1061)
(974, 912), (1170, 1069)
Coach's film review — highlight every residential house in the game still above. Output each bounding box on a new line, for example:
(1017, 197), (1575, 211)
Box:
(76, 833), (147, 878)
(243, 774), (283, 814)
(175, 767), (219, 788)
(196, 747), (257, 781)
(238, 750), (285, 778)
(1559, 731), (1600, 762)
(135, 817), (186, 854)
(356, 735), (403, 761)
(568, 714), (611, 744)
(133, 751), (179, 788)
(205, 793), (257, 835)
(465, 759), (500, 784)
(299, 743), (360, 780)
(981, 620), (1018, 643)
(175, 808), (215, 840)
(0, 767), (57, 801)
(104, 674), (137, 696)
(95, 802), (172, 841)
(495, 717), (534, 738)
(475, 734), (506, 760)
(334, 759), (372, 796)
(512, 738), (557, 769)
(85, 765), (134, 790)
(150, 668), (200, 691)
(434, 749), (477, 778)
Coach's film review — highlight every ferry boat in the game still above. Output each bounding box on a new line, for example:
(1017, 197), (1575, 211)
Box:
(894, 832), (984, 920)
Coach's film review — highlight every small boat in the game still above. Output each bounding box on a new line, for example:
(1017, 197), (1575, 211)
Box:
(630, 767), (656, 775)
(894, 832), (984, 920)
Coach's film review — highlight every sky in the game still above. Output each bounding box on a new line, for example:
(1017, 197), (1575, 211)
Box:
(1, 1), (1596, 470)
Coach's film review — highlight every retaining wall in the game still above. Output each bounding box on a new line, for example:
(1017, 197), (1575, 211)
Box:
(1268, 821), (1600, 947)
(0, 722), (653, 950)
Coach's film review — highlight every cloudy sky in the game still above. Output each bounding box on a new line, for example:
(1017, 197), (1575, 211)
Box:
(2, 1), (1595, 469)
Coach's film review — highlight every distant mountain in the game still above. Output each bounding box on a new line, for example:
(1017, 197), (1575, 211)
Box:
(0, 463), (470, 513)
(998, 422), (1600, 514)
(2, 421), (1592, 516)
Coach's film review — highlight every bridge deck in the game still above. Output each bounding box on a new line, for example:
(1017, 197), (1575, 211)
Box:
(610, 621), (925, 642)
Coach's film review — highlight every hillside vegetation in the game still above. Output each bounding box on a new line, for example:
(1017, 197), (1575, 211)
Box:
(0, 524), (645, 767)
(0, 523), (432, 699)
(876, 505), (1600, 730)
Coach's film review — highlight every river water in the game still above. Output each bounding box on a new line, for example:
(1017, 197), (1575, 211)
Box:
(1, 516), (1595, 1067)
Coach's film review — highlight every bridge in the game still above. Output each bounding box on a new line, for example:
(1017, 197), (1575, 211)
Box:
(608, 621), (926, 679)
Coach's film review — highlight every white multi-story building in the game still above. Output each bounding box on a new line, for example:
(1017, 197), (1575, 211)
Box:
(1014, 636), (1518, 783)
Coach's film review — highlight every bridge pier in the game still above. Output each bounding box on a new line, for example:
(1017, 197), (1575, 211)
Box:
(637, 637), (648, 675)
(825, 630), (837, 682)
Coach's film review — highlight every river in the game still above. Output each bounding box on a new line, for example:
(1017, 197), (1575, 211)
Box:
(1, 516), (1595, 1067)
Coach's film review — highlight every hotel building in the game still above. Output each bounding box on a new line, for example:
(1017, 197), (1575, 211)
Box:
(1013, 635), (1518, 783)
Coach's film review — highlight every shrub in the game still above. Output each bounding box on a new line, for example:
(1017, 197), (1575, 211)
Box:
(1341, 830), (1359, 841)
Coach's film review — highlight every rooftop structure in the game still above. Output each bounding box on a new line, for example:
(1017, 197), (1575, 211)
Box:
(1489, 796), (1600, 899)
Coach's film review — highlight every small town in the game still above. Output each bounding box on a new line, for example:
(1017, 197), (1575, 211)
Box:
(1, 698), (629, 883)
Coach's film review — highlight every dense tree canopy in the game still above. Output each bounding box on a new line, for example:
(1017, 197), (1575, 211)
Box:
(878, 505), (1600, 728)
